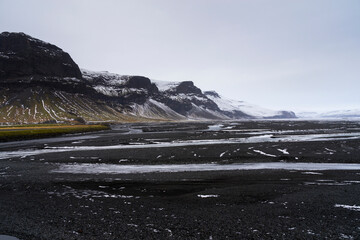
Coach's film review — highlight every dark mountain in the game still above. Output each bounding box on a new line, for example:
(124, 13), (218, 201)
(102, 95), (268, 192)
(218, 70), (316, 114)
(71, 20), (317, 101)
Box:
(0, 32), (81, 80)
(0, 32), (296, 124)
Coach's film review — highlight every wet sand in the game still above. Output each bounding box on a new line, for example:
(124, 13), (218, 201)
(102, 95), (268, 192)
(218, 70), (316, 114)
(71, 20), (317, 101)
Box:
(1, 120), (360, 239)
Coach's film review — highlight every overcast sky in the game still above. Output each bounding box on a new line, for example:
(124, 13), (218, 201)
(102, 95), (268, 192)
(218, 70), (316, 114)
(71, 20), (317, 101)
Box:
(1, 0), (359, 112)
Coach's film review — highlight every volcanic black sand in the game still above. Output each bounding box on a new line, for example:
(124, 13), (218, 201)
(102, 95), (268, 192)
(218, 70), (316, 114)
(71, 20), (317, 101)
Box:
(1, 120), (360, 239)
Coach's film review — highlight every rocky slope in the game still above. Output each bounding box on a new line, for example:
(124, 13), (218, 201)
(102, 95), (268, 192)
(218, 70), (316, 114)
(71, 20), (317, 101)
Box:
(0, 32), (296, 124)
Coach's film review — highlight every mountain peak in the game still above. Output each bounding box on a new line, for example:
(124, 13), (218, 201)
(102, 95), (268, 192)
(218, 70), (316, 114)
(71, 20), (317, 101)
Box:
(0, 31), (82, 80)
(171, 81), (202, 94)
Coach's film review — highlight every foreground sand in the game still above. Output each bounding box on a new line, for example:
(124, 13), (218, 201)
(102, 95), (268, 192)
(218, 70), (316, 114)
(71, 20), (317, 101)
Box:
(0, 120), (360, 239)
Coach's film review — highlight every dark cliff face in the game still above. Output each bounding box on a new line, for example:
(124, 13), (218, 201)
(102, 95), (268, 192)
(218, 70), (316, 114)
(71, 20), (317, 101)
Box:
(81, 71), (160, 105)
(168, 81), (202, 94)
(0, 32), (82, 80)
(155, 86), (221, 117)
(127, 76), (159, 94)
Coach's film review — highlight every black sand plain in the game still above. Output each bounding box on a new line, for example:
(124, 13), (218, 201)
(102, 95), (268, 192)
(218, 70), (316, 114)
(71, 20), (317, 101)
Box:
(1, 120), (360, 239)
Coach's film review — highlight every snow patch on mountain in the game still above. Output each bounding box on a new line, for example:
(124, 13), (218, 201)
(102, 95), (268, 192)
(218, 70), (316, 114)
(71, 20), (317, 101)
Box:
(129, 99), (185, 120)
(168, 93), (208, 102)
(93, 85), (120, 97)
(151, 79), (180, 92)
(205, 92), (287, 118)
(93, 86), (147, 97)
(81, 69), (129, 86)
(186, 103), (229, 120)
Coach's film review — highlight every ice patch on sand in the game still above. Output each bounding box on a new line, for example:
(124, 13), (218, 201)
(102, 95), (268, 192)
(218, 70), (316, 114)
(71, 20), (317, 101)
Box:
(2, 132), (360, 159)
(253, 150), (277, 157)
(335, 204), (360, 211)
(207, 124), (224, 131)
(198, 194), (219, 198)
(304, 181), (351, 186)
(302, 172), (323, 175)
(51, 162), (360, 174)
(0, 235), (20, 240)
(277, 148), (289, 154)
(219, 151), (227, 157)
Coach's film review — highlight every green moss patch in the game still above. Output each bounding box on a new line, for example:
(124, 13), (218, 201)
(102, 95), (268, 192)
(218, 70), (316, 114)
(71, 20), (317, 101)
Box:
(0, 124), (110, 142)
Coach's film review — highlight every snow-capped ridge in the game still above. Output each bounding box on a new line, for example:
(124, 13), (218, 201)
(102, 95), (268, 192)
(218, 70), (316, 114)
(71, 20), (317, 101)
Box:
(81, 69), (130, 86)
(205, 91), (296, 119)
(151, 79), (181, 92)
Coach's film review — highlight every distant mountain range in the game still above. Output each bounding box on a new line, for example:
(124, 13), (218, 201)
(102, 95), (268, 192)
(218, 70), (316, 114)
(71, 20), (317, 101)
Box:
(0, 32), (296, 124)
(297, 109), (360, 119)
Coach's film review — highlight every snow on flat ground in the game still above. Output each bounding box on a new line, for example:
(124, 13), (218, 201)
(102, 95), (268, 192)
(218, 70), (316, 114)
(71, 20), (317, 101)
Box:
(277, 149), (289, 154)
(207, 124), (224, 131)
(1, 132), (360, 159)
(52, 162), (360, 174)
(335, 204), (360, 211)
(197, 195), (219, 198)
(0, 235), (20, 240)
(253, 149), (277, 157)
